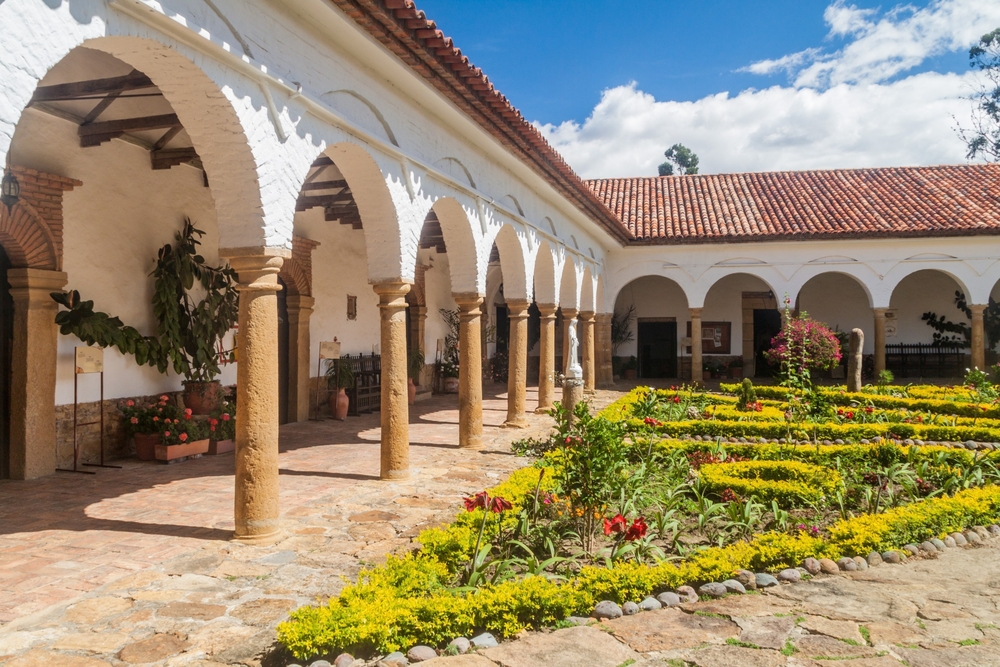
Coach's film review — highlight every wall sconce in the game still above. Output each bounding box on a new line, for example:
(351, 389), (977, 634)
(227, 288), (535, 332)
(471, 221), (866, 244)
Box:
(347, 295), (357, 320)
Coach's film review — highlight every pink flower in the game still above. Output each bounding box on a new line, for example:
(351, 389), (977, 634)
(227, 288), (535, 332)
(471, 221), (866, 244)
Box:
(163, 431), (170, 437)
(179, 433), (188, 442)
(130, 417), (138, 424)
(126, 400), (135, 407)
(183, 408), (193, 416)
(152, 416), (159, 422)
(222, 413), (231, 421)
(159, 395), (169, 402)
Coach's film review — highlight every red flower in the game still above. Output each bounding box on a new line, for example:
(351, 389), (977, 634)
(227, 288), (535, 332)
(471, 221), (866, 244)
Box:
(845, 411), (854, 420)
(624, 517), (648, 541)
(865, 406), (874, 414)
(720, 488), (739, 503)
(603, 513), (627, 536)
(130, 417), (138, 424)
(542, 493), (554, 505)
(464, 491), (489, 512)
(152, 416), (159, 422)
(179, 433), (188, 442)
(163, 431), (170, 437)
(672, 395), (681, 404)
(222, 413), (231, 421)
(837, 408), (844, 416)
(209, 418), (218, 426)
(489, 496), (512, 514)
(159, 395), (169, 402)
(210, 426), (216, 432)
(643, 417), (662, 427)
(126, 400), (135, 407)
(184, 408), (193, 416)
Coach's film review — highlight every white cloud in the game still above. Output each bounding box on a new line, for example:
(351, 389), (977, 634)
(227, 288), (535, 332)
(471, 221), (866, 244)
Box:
(538, 73), (977, 178)
(751, 0), (1000, 88)
(538, 0), (995, 178)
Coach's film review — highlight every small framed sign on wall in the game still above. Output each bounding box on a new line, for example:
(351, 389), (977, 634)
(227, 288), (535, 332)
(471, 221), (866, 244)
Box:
(686, 321), (732, 354)
(347, 295), (357, 320)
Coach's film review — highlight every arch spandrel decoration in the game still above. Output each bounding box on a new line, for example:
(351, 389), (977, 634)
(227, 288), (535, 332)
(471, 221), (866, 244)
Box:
(0, 166), (79, 271)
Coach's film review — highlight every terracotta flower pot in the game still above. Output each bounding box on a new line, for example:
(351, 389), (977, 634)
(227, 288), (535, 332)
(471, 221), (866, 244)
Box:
(133, 432), (161, 461)
(443, 376), (460, 393)
(208, 438), (234, 455)
(623, 369), (636, 380)
(408, 377), (417, 405)
(729, 367), (743, 379)
(155, 438), (210, 462)
(329, 388), (349, 420)
(182, 380), (223, 415)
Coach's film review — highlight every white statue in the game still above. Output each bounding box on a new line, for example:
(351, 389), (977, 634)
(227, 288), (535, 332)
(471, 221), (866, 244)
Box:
(566, 320), (583, 379)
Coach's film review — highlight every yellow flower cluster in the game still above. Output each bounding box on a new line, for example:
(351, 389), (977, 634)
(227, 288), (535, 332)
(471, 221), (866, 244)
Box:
(699, 459), (841, 505)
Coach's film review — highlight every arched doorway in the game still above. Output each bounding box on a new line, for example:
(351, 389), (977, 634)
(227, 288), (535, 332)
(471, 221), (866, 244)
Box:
(612, 275), (689, 379)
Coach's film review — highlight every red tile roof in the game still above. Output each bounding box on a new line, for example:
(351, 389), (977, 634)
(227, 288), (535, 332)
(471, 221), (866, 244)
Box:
(586, 165), (1000, 244)
(330, 0), (634, 244)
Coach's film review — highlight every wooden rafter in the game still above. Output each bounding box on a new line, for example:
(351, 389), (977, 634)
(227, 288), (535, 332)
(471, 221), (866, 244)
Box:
(151, 147), (199, 170)
(296, 190), (354, 211)
(30, 71), (155, 103)
(300, 179), (348, 191)
(78, 113), (181, 147)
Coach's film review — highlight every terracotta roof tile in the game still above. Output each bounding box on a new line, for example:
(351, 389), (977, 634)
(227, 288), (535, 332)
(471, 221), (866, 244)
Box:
(330, 0), (633, 244)
(586, 165), (1000, 244)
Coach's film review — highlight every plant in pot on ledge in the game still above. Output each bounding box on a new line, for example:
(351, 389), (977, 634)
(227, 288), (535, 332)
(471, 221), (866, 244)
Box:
(438, 307), (461, 393)
(51, 219), (240, 419)
(155, 409), (211, 463)
(408, 347), (424, 405)
(325, 360), (354, 420)
(121, 396), (180, 461)
(208, 399), (236, 455)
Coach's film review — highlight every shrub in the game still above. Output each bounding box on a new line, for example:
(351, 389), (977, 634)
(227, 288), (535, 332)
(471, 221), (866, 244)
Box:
(764, 311), (842, 381)
(699, 460), (841, 505)
(735, 378), (758, 411)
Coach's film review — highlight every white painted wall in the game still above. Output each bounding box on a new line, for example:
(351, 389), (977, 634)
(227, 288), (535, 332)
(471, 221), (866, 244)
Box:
(702, 273), (772, 357)
(798, 273), (875, 353)
(423, 250), (458, 362)
(890, 270), (968, 345)
(13, 109), (237, 405)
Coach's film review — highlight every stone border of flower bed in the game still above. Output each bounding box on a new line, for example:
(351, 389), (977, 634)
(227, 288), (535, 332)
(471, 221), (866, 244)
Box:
(286, 523), (1000, 667)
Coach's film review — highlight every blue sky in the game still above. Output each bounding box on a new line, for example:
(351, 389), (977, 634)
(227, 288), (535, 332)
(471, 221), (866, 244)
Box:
(417, 0), (967, 125)
(415, 0), (1000, 176)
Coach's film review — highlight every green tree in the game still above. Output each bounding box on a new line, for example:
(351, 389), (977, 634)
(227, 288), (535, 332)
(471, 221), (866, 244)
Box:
(959, 28), (1000, 161)
(657, 143), (700, 176)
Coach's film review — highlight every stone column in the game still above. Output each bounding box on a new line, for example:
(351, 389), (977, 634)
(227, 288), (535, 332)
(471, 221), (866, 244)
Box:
(536, 303), (557, 413)
(561, 307), (578, 375)
(373, 282), (411, 479)
(7, 269), (66, 480)
(580, 311), (596, 393)
(690, 307), (703, 384)
(225, 249), (288, 544)
(504, 299), (530, 428)
(873, 308), (887, 376)
(455, 294), (484, 449)
(971, 304), (987, 371)
(285, 294), (314, 423)
(594, 313), (609, 387)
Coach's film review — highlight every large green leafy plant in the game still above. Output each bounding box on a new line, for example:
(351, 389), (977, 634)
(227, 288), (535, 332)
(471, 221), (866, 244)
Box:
(51, 219), (239, 382)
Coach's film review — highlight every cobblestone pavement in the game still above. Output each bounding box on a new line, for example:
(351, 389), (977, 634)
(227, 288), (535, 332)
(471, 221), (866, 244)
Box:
(428, 532), (1000, 667)
(0, 387), (621, 666)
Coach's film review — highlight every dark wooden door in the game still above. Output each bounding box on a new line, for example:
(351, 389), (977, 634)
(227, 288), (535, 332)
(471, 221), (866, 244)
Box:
(754, 309), (782, 378)
(638, 320), (677, 378)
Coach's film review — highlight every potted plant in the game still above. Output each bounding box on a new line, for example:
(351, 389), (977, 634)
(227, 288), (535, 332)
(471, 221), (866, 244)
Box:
(325, 360), (354, 420)
(52, 219), (239, 415)
(622, 355), (637, 380)
(208, 400), (236, 455)
(728, 357), (744, 379)
(121, 395), (180, 461)
(154, 408), (211, 462)
(408, 347), (425, 405)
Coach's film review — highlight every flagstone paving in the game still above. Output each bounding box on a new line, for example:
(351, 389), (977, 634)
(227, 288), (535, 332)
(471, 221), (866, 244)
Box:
(0, 386), (606, 667)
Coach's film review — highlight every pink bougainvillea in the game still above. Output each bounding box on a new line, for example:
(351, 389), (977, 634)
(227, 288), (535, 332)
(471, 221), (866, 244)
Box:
(764, 313), (842, 372)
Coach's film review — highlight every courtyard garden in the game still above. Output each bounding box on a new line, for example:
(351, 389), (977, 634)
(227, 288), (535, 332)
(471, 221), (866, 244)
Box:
(276, 311), (1000, 664)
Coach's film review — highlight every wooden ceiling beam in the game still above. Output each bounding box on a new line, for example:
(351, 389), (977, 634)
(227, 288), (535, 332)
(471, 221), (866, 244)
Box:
(300, 179), (348, 192)
(151, 147), (199, 170)
(31, 71), (155, 103)
(78, 113), (181, 147)
(296, 190), (354, 211)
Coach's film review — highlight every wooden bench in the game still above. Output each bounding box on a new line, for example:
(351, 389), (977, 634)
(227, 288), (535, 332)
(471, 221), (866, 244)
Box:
(340, 353), (381, 416)
(885, 343), (965, 378)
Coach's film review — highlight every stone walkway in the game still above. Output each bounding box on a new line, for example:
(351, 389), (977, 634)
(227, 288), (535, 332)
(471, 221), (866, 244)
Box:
(0, 386), (608, 667)
(425, 538), (1000, 667)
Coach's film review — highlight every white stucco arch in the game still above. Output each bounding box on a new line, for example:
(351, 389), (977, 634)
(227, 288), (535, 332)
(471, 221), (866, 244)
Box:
(881, 265), (974, 309)
(690, 266), (787, 309)
(559, 252), (582, 311)
(606, 261), (697, 313)
(2, 26), (273, 250)
(421, 196), (482, 295)
(787, 266), (875, 309)
(533, 240), (559, 306)
(488, 223), (532, 302)
(580, 264), (598, 313)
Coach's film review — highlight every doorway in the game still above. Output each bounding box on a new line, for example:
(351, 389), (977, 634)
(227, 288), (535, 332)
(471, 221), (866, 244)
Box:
(753, 309), (782, 378)
(0, 245), (11, 479)
(637, 319), (677, 378)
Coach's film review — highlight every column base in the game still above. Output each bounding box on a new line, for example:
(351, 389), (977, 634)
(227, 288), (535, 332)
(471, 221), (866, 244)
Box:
(381, 468), (410, 481)
(534, 406), (552, 414)
(232, 528), (283, 546)
(502, 418), (530, 429)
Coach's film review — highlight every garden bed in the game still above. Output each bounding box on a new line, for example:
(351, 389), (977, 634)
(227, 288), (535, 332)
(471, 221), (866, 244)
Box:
(277, 381), (1000, 662)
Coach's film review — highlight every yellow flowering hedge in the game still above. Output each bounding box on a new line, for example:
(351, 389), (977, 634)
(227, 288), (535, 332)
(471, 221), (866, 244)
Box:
(699, 460), (841, 505)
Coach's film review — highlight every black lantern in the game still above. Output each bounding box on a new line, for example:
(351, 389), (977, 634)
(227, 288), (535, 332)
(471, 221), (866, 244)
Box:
(0, 169), (19, 211)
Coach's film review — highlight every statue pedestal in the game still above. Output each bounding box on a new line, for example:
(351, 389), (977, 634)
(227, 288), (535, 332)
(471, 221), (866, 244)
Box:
(563, 376), (585, 423)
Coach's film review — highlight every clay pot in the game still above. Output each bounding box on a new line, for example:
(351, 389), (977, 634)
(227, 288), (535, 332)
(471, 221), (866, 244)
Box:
(133, 432), (161, 461)
(182, 380), (223, 415)
(623, 369), (636, 380)
(408, 377), (417, 405)
(155, 438), (210, 462)
(329, 387), (349, 420)
(443, 376), (460, 393)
